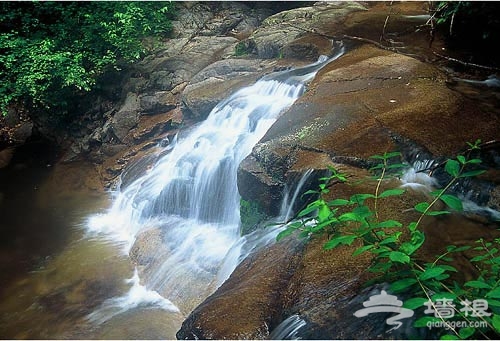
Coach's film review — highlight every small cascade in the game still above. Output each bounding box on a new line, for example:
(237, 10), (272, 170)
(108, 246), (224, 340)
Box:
(87, 268), (179, 325)
(279, 169), (315, 222)
(217, 168), (318, 283)
(85, 48), (345, 321)
(400, 159), (437, 191)
(269, 314), (307, 340)
(400, 159), (500, 220)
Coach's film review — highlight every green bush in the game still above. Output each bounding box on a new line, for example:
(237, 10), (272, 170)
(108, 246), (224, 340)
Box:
(278, 140), (500, 339)
(0, 1), (175, 116)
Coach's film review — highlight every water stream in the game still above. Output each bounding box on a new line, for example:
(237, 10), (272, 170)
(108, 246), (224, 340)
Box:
(83, 52), (343, 325)
(0, 53), (343, 339)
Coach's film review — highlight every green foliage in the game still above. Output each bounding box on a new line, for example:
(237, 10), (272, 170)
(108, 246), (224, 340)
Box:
(240, 199), (267, 236)
(433, 1), (500, 61)
(0, 1), (175, 116)
(278, 139), (500, 339)
(234, 41), (250, 57)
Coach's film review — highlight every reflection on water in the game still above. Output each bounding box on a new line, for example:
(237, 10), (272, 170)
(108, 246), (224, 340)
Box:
(0, 142), (183, 339)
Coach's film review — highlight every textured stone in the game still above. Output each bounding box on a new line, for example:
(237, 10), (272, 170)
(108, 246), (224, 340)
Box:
(182, 58), (275, 119)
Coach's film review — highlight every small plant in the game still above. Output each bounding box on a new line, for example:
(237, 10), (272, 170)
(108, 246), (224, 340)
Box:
(277, 140), (500, 339)
(234, 41), (250, 57)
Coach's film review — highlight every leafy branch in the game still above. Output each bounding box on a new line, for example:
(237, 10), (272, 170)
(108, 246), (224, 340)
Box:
(276, 139), (500, 339)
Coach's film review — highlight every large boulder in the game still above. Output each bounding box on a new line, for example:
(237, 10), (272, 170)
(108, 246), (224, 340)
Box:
(248, 2), (367, 59)
(110, 93), (141, 143)
(145, 36), (239, 93)
(180, 161), (500, 339)
(182, 58), (276, 119)
(180, 31), (500, 341)
(238, 44), (500, 217)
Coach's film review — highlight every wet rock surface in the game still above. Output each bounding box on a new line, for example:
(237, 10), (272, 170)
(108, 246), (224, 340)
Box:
(176, 2), (500, 340)
(4, 1), (498, 339)
(181, 58), (276, 119)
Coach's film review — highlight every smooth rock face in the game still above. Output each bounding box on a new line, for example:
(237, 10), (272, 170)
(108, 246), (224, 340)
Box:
(11, 1), (494, 339)
(238, 44), (500, 217)
(181, 59), (276, 119)
(178, 3), (500, 339)
(176, 237), (307, 340)
(249, 2), (367, 59)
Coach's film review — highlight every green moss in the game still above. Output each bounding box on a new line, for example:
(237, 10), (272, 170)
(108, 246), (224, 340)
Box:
(234, 41), (250, 56)
(240, 198), (268, 235)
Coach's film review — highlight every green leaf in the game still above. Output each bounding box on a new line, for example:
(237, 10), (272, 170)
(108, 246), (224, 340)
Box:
(378, 188), (405, 198)
(317, 204), (331, 222)
(419, 267), (446, 280)
(276, 227), (295, 241)
(430, 189), (445, 197)
(339, 212), (361, 222)
(493, 314), (500, 334)
(328, 199), (352, 206)
(369, 164), (385, 171)
(464, 280), (492, 289)
(486, 287), (500, 299)
(390, 278), (417, 292)
(458, 327), (475, 339)
(379, 235), (400, 245)
(440, 334), (460, 340)
(470, 254), (489, 262)
(350, 193), (375, 204)
(487, 299), (500, 307)
(440, 194), (463, 211)
(414, 316), (439, 328)
(426, 210), (451, 216)
(408, 222), (418, 232)
(368, 261), (392, 273)
(324, 235), (357, 250)
(445, 159), (460, 177)
(431, 292), (457, 301)
(352, 244), (374, 256)
(415, 202), (430, 213)
(403, 297), (428, 310)
(438, 264), (458, 272)
(384, 151), (402, 159)
(297, 204), (319, 218)
(459, 169), (486, 178)
(435, 273), (450, 281)
(376, 220), (403, 228)
(453, 245), (471, 252)
(399, 230), (425, 255)
(457, 155), (466, 165)
(389, 251), (410, 264)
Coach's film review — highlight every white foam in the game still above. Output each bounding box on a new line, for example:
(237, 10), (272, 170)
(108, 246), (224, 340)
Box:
(87, 268), (179, 325)
(400, 160), (437, 191)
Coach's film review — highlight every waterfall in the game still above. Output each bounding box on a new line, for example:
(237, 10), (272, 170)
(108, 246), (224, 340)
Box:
(400, 160), (500, 220)
(86, 50), (344, 316)
(400, 159), (437, 191)
(269, 314), (307, 340)
(279, 169), (315, 221)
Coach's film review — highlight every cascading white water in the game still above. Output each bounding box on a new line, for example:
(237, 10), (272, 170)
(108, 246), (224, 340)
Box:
(400, 159), (437, 190)
(86, 51), (344, 316)
(87, 79), (305, 251)
(279, 169), (315, 221)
